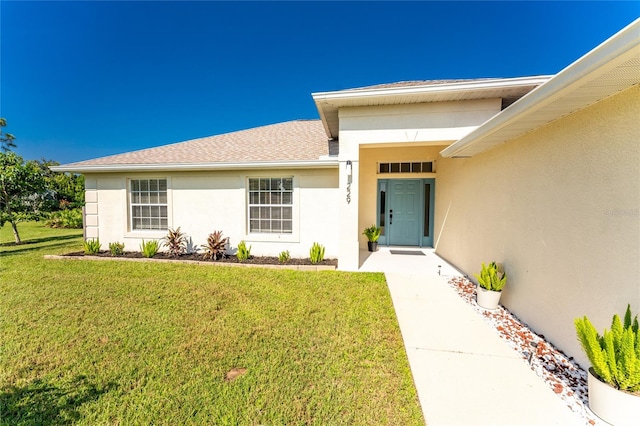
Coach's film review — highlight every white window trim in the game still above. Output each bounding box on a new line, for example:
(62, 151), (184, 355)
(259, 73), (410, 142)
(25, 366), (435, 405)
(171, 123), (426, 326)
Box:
(243, 175), (300, 243)
(125, 176), (172, 238)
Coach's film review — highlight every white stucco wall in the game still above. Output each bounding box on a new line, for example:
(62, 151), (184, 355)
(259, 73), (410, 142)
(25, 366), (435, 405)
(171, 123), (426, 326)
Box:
(434, 86), (640, 368)
(84, 168), (339, 259)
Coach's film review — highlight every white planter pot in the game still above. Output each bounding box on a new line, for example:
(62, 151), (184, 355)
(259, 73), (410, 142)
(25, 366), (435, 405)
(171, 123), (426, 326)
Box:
(588, 368), (640, 426)
(476, 286), (502, 310)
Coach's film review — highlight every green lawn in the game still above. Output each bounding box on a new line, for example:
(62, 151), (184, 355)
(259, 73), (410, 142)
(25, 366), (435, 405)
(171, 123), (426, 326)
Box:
(0, 222), (423, 425)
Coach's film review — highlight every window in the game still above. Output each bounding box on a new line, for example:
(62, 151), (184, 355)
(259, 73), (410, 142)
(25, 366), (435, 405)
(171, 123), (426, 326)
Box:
(378, 161), (434, 174)
(248, 177), (293, 234)
(130, 179), (168, 230)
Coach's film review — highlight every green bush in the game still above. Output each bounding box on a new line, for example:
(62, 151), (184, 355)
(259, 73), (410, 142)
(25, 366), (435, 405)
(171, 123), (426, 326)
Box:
(109, 242), (125, 256)
(140, 240), (159, 258)
(473, 262), (507, 292)
(201, 231), (228, 261)
(162, 227), (187, 257)
(575, 305), (640, 392)
(83, 238), (101, 255)
(44, 208), (83, 229)
(309, 242), (325, 265)
(236, 240), (251, 262)
(278, 250), (291, 264)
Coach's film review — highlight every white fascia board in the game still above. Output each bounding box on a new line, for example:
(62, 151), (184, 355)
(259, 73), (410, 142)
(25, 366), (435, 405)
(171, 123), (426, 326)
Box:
(311, 76), (552, 102)
(51, 159), (339, 174)
(441, 18), (640, 158)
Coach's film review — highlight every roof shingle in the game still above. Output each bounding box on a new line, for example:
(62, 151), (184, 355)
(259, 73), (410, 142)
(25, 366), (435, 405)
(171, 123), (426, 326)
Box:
(62, 120), (330, 168)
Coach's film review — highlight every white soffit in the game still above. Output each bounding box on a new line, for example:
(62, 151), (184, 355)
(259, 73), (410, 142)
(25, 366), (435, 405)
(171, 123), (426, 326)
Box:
(441, 19), (640, 158)
(311, 77), (552, 140)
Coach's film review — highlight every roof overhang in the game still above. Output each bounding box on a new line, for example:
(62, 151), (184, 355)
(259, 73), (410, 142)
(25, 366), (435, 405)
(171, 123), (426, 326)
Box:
(51, 159), (339, 174)
(312, 76), (552, 139)
(441, 19), (640, 158)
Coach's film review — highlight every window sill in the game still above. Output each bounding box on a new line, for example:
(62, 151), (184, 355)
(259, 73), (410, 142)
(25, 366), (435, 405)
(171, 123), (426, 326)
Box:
(243, 233), (299, 243)
(125, 231), (167, 239)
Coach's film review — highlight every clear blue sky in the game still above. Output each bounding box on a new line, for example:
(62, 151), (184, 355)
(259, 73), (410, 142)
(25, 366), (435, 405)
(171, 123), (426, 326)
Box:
(1, 1), (638, 164)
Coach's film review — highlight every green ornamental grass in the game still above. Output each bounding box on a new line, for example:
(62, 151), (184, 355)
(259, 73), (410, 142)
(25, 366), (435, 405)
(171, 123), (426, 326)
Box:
(0, 222), (423, 425)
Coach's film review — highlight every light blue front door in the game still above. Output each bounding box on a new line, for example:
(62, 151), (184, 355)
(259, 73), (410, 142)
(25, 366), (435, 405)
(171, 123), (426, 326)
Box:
(377, 178), (435, 247)
(389, 180), (421, 246)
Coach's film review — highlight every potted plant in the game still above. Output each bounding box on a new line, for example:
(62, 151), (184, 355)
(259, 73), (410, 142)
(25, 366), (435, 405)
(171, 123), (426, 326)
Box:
(473, 262), (506, 310)
(362, 225), (381, 252)
(574, 305), (639, 426)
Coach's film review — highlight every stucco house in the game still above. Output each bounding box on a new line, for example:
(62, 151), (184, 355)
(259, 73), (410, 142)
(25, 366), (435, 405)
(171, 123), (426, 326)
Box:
(55, 20), (638, 367)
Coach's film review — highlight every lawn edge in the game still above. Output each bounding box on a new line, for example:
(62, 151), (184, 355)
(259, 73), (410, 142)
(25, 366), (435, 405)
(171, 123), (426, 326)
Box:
(43, 254), (337, 271)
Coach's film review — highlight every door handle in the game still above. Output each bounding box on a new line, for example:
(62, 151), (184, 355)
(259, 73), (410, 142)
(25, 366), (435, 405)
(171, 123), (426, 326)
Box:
(390, 209), (393, 225)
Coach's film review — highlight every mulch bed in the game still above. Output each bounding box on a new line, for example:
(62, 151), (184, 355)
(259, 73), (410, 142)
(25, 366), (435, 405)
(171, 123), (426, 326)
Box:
(64, 251), (338, 267)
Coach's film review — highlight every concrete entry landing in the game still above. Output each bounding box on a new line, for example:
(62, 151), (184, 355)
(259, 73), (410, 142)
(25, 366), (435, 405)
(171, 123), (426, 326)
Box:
(359, 247), (582, 425)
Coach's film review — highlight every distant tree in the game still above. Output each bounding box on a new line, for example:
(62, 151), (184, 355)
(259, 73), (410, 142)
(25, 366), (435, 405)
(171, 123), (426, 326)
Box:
(0, 152), (46, 244)
(0, 118), (16, 152)
(36, 159), (85, 209)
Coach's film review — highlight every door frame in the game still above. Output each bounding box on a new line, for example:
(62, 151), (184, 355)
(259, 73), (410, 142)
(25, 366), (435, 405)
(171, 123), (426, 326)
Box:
(377, 178), (435, 247)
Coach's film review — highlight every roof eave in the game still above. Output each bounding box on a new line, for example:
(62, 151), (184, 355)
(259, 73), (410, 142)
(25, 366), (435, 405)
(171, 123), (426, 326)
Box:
(51, 159), (340, 174)
(441, 19), (640, 158)
(312, 76), (553, 140)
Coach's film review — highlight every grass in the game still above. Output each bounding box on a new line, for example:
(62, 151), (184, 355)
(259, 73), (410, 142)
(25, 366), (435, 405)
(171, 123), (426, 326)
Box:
(0, 222), (423, 425)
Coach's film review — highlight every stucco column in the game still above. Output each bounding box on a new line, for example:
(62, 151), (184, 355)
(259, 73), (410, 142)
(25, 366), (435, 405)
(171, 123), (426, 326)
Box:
(337, 142), (360, 271)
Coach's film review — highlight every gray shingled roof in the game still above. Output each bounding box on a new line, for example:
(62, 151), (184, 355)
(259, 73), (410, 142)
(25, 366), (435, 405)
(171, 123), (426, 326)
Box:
(60, 120), (331, 168)
(340, 78), (504, 91)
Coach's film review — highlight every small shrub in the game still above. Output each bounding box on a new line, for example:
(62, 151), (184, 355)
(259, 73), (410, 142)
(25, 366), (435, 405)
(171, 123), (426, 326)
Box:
(362, 225), (381, 242)
(162, 227), (187, 257)
(83, 238), (101, 255)
(278, 250), (291, 264)
(44, 208), (83, 229)
(309, 242), (325, 264)
(109, 242), (125, 256)
(201, 231), (228, 261)
(575, 304), (640, 392)
(236, 240), (251, 262)
(140, 239), (159, 258)
(473, 262), (507, 292)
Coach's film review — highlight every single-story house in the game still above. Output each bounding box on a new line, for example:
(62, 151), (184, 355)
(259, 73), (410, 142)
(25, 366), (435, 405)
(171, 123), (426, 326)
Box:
(54, 19), (639, 368)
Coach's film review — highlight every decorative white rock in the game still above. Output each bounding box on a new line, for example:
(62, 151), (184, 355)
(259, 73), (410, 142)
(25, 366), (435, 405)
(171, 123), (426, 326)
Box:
(588, 368), (640, 426)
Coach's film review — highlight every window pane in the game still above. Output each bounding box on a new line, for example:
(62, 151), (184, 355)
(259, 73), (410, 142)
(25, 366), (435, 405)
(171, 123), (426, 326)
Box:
(391, 163), (400, 173)
(133, 218), (142, 229)
(260, 207), (270, 219)
(271, 192), (281, 204)
(282, 178), (293, 190)
(132, 193), (140, 203)
(401, 162), (410, 173)
(271, 207), (282, 219)
(132, 180), (140, 191)
(272, 221), (282, 232)
(140, 193), (149, 204)
(140, 180), (149, 191)
(150, 179), (158, 191)
(271, 178), (281, 190)
(260, 220), (271, 232)
(160, 206), (167, 217)
(282, 220), (292, 233)
(260, 192), (270, 204)
(412, 162), (421, 173)
(379, 163), (389, 174)
(249, 192), (259, 204)
(282, 207), (292, 220)
(282, 192), (292, 205)
(422, 162), (433, 173)
(159, 192), (167, 204)
(260, 179), (269, 190)
(159, 179), (167, 191)
(160, 219), (168, 229)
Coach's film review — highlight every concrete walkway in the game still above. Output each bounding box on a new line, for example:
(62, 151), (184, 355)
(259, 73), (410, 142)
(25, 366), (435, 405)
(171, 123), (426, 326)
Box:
(360, 248), (583, 426)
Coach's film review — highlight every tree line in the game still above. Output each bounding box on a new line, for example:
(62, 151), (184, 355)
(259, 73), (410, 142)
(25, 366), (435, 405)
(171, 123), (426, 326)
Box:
(1, 118), (85, 244)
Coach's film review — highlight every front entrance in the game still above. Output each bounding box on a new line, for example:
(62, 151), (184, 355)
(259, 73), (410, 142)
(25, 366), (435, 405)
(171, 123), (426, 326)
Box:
(377, 178), (435, 247)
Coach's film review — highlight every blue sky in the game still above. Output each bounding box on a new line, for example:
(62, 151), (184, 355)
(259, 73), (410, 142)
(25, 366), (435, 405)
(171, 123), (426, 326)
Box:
(1, 1), (638, 164)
